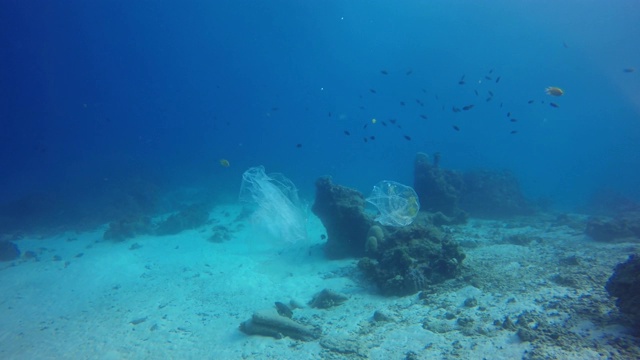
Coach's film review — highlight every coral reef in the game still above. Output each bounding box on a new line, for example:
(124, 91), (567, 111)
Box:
(308, 289), (348, 309)
(585, 213), (640, 242)
(459, 169), (533, 218)
(155, 203), (210, 236)
(413, 152), (466, 219)
(358, 212), (466, 296)
(103, 216), (153, 242)
(311, 177), (373, 259)
(606, 254), (640, 331)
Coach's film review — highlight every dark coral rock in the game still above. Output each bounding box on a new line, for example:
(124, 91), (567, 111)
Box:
(0, 241), (20, 261)
(103, 216), (153, 242)
(155, 203), (210, 236)
(413, 152), (466, 218)
(606, 254), (640, 330)
(358, 212), (466, 296)
(312, 177), (373, 259)
(459, 169), (533, 218)
(585, 213), (640, 242)
(309, 289), (348, 309)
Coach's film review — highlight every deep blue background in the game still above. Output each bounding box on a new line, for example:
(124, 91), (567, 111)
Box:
(1, 0), (639, 229)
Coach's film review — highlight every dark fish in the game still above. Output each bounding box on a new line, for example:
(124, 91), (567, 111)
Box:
(370, 88), (377, 94)
(453, 125), (460, 131)
(359, 105), (365, 110)
(474, 90), (479, 96)
(510, 118), (518, 122)
(484, 76), (492, 80)
(623, 68), (636, 73)
(363, 123), (368, 129)
(486, 97), (493, 102)
(435, 95), (439, 100)
(320, 234), (326, 240)
(420, 114), (428, 120)
(271, 107), (279, 111)
(562, 41), (569, 48)
(275, 302), (293, 318)
(488, 91), (494, 97)
(400, 101), (405, 106)
(416, 99), (424, 106)
(510, 130), (518, 134)
(507, 112), (511, 117)
(452, 106), (461, 113)
(462, 104), (474, 111)
(344, 130), (351, 135)
(550, 102), (559, 108)
(363, 137), (368, 143)
(495, 76), (501, 83)
(406, 69), (413, 75)
(382, 121), (387, 126)
(380, 70), (388, 75)
(500, 102), (503, 108)
(404, 135), (412, 141)
(422, 88), (427, 93)
(389, 119), (397, 124)
(488, 68), (494, 74)
(527, 100), (534, 104)
(370, 136), (375, 140)
(458, 74), (466, 85)
(328, 112), (332, 117)
(296, 143), (302, 148)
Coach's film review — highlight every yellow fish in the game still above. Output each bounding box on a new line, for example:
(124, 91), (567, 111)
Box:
(219, 159), (230, 167)
(545, 86), (564, 96)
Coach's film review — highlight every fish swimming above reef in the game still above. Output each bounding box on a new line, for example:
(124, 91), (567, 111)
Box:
(219, 159), (230, 167)
(545, 86), (564, 96)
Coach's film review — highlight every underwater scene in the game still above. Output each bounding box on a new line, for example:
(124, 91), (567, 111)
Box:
(1, 1), (640, 359)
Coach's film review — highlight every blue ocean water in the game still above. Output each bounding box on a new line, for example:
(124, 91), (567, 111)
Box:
(1, 0), (639, 230)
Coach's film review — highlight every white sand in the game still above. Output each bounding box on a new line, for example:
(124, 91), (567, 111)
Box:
(0, 206), (638, 359)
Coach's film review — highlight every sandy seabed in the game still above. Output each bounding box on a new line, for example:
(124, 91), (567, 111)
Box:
(1, 204), (639, 360)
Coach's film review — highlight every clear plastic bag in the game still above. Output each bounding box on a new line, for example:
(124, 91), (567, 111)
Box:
(366, 181), (420, 227)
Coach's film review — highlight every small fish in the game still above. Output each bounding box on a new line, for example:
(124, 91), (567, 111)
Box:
(500, 103), (503, 108)
(623, 68), (636, 73)
(507, 112), (511, 117)
(363, 123), (368, 129)
(486, 97), (493, 102)
(320, 234), (326, 240)
(404, 135), (412, 141)
(328, 112), (332, 117)
(275, 302), (293, 318)
(219, 159), (230, 167)
(510, 118), (518, 122)
(562, 41), (569, 49)
(453, 125), (460, 131)
(488, 68), (494, 74)
(406, 69), (413, 75)
(549, 102), (559, 108)
(484, 76), (492, 80)
(462, 104), (474, 111)
(416, 99), (424, 106)
(363, 137), (368, 143)
(545, 86), (564, 96)
(359, 105), (365, 110)
(370, 136), (375, 140)
(510, 130), (518, 134)
(488, 91), (494, 97)
(370, 88), (377, 94)
(452, 106), (461, 113)
(344, 130), (351, 135)
(528, 100), (535, 104)
(380, 70), (389, 75)
(458, 74), (466, 85)
(400, 101), (405, 106)
(271, 107), (279, 111)
(382, 121), (387, 126)
(296, 143), (302, 148)
(389, 119), (397, 124)
(420, 114), (428, 120)
(474, 90), (479, 96)
(422, 88), (427, 93)
(495, 76), (501, 83)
